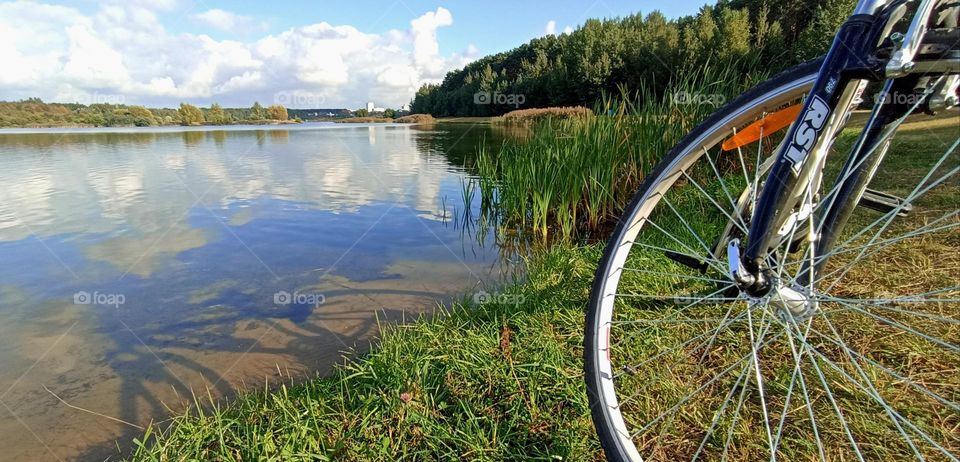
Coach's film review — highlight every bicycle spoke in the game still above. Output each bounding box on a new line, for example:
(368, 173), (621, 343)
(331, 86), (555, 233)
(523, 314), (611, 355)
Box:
(817, 314), (925, 459)
(782, 211), (959, 271)
(628, 321), (780, 440)
(702, 147), (751, 233)
(797, 325), (959, 460)
(612, 309), (751, 380)
(681, 169), (751, 236)
(746, 302), (776, 456)
(787, 320), (867, 462)
(803, 323), (960, 412)
(620, 266), (730, 285)
(691, 361), (752, 461)
(588, 52), (958, 461)
(774, 317), (827, 460)
(821, 297), (959, 352)
(819, 153), (959, 292)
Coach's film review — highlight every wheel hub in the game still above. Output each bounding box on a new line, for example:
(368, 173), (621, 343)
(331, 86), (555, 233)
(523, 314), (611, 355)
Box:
(728, 239), (819, 321)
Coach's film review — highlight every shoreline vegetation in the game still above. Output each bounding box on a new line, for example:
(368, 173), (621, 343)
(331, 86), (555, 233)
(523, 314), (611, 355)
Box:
(334, 114), (438, 124)
(0, 99), (306, 129)
(496, 106), (593, 124)
(0, 98), (445, 129)
(130, 245), (605, 460)
(469, 65), (752, 243)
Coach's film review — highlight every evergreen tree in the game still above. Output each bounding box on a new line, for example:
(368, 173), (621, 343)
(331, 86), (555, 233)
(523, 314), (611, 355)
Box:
(251, 102), (266, 120)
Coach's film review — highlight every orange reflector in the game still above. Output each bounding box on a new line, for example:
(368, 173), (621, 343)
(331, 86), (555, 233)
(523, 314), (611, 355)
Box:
(721, 104), (803, 151)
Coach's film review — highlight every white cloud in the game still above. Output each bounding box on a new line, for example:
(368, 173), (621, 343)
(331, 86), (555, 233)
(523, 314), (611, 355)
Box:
(410, 6), (453, 78)
(193, 8), (260, 32)
(0, 3), (475, 108)
(545, 20), (572, 36)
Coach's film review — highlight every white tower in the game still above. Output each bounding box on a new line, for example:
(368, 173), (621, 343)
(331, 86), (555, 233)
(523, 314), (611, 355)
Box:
(366, 101), (375, 112)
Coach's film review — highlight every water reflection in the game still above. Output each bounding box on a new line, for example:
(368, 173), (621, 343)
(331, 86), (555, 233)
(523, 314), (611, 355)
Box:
(0, 123), (515, 461)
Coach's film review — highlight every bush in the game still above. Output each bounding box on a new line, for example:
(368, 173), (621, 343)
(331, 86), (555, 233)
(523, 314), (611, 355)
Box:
(496, 107), (593, 124)
(393, 114), (436, 124)
(335, 117), (394, 123)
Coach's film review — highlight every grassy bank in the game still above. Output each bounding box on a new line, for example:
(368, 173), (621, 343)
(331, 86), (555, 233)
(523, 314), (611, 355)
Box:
(130, 245), (606, 461)
(335, 114), (437, 124)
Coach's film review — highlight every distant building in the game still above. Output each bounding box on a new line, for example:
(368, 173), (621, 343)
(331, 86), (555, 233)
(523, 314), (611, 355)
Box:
(366, 101), (375, 113)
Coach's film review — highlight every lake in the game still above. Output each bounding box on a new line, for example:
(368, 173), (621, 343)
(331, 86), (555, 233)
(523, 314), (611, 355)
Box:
(0, 123), (516, 460)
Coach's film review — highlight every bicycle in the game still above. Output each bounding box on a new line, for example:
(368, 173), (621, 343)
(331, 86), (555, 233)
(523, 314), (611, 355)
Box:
(584, 0), (959, 460)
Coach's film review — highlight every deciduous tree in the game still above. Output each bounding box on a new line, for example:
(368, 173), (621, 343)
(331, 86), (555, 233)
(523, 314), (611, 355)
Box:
(267, 105), (288, 121)
(178, 103), (204, 126)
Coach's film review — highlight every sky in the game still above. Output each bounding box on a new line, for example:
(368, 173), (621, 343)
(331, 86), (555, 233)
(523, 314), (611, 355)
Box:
(0, 0), (709, 109)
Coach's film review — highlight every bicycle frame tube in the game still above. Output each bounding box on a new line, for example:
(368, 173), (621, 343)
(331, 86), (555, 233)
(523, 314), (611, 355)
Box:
(740, 9), (892, 293)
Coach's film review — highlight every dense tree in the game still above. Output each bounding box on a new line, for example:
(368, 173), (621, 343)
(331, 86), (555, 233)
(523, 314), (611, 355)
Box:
(178, 103), (205, 126)
(410, 1), (854, 117)
(794, 0), (858, 60)
(128, 106), (157, 126)
(251, 102), (266, 120)
(207, 103), (228, 125)
(266, 105), (288, 121)
(0, 99), (304, 128)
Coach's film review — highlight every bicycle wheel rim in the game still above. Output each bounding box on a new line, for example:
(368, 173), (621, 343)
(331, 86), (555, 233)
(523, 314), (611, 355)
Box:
(587, 64), (959, 460)
(587, 65), (818, 462)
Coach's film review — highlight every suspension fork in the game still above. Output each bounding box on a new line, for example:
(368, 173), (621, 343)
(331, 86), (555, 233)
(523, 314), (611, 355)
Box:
(795, 76), (926, 286)
(736, 13), (889, 295)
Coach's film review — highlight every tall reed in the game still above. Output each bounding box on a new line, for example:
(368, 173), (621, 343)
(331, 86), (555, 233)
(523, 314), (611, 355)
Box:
(467, 63), (760, 243)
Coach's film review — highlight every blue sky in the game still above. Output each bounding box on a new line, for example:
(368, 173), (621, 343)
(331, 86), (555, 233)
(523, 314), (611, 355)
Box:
(1, 0), (710, 108)
(227, 0), (710, 54)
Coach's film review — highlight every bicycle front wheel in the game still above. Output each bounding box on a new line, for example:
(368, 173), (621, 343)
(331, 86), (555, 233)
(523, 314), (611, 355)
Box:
(585, 57), (959, 461)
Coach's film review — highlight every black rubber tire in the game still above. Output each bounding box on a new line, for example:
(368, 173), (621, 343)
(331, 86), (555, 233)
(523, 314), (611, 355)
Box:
(584, 57), (825, 462)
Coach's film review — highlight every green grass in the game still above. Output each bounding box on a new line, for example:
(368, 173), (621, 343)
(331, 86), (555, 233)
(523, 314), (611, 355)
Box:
(128, 107), (958, 461)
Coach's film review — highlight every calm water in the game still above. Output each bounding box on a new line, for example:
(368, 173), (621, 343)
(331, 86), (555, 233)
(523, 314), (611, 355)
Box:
(0, 123), (515, 461)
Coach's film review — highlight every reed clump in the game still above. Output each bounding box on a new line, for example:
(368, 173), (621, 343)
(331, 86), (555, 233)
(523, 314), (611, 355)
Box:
(497, 107), (593, 124)
(335, 117), (393, 123)
(469, 65), (754, 242)
(393, 113), (436, 124)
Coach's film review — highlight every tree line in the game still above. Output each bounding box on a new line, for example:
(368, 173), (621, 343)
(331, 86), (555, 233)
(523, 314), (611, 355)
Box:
(0, 99), (297, 128)
(410, 0), (856, 117)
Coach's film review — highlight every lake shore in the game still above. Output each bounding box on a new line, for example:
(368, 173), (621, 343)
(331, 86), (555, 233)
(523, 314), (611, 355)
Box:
(125, 112), (960, 461)
(0, 119), (304, 130)
(127, 244), (603, 461)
